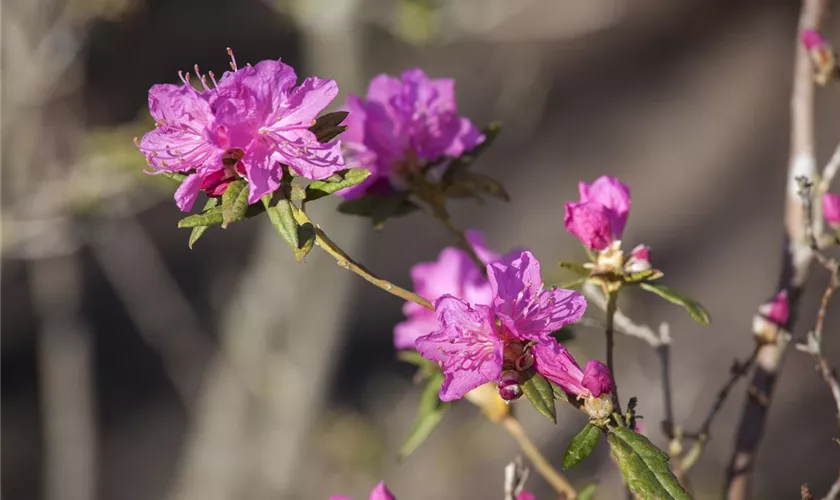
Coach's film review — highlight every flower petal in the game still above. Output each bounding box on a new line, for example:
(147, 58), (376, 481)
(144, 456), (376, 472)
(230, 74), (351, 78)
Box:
(531, 339), (587, 397)
(241, 141), (282, 204)
(563, 201), (613, 251)
(581, 360), (614, 397)
(415, 296), (502, 401)
(369, 481), (396, 500)
(580, 176), (631, 238)
(276, 76), (339, 129)
(174, 173), (203, 212)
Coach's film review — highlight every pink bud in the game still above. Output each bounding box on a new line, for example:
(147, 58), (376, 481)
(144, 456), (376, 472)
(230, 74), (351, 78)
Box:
(802, 29), (826, 51)
(626, 244), (652, 273)
(564, 201), (613, 250)
(498, 371), (523, 402)
(823, 193), (840, 229)
(581, 360), (614, 397)
(760, 290), (790, 327)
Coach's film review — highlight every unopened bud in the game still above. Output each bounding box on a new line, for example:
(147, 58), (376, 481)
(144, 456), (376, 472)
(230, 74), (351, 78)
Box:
(802, 29), (838, 86)
(515, 352), (534, 371)
(498, 371), (523, 402)
(823, 193), (840, 230)
(625, 244), (652, 273)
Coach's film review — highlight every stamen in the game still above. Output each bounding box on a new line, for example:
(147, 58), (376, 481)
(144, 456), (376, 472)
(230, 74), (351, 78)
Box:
(133, 137), (140, 147)
(194, 64), (210, 91)
(208, 71), (218, 88)
(226, 47), (238, 71)
(178, 70), (188, 85)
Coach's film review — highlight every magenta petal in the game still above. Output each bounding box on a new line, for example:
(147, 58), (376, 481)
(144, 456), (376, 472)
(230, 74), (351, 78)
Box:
(564, 201), (613, 250)
(581, 360), (614, 397)
(369, 481), (396, 500)
(415, 296), (502, 401)
(394, 313), (438, 350)
(241, 141), (282, 204)
(579, 176), (631, 239)
(277, 76), (339, 128)
(277, 128), (346, 180)
(823, 193), (840, 227)
(174, 173), (203, 212)
(531, 340), (587, 397)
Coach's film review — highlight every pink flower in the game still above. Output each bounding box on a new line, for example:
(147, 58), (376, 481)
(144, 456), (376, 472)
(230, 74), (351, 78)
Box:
(339, 68), (484, 199)
(516, 491), (537, 500)
(823, 193), (840, 229)
(137, 50), (345, 211)
(415, 250), (593, 402)
(531, 342), (613, 398)
(760, 290), (789, 327)
(394, 230), (502, 349)
(330, 481), (396, 500)
(564, 176), (631, 250)
(802, 29), (826, 51)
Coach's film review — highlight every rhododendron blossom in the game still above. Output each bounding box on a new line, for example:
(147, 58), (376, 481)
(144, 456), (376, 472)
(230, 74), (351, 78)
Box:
(823, 192), (840, 229)
(137, 50), (345, 211)
(761, 290), (790, 327)
(394, 230), (500, 350)
(415, 250), (609, 402)
(564, 175), (631, 251)
(339, 68), (484, 198)
(330, 481), (396, 500)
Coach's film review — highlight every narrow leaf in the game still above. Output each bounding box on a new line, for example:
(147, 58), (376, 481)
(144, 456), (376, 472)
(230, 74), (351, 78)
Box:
(221, 180), (250, 228)
(305, 168), (371, 202)
(187, 198), (219, 248)
(267, 199), (300, 252)
(549, 381), (569, 402)
(521, 371), (556, 424)
(399, 371), (448, 459)
(177, 207), (223, 228)
(639, 282), (711, 326)
(558, 261), (590, 276)
(607, 426), (691, 500)
(337, 193), (419, 228)
(577, 484), (598, 500)
(293, 222), (317, 263)
(563, 423), (602, 469)
(310, 111), (349, 143)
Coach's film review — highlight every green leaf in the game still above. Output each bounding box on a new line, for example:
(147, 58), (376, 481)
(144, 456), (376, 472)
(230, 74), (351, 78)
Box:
(337, 192), (419, 229)
(294, 222), (317, 263)
(639, 282), (711, 326)
(549, 381), (569, 402)
(443, 171), (510, 202)
(607, 427), (691, 500)
(310, 111), (349, 143)
(187, 198), (219, 249)
(160, 171), (188, 182)
(305, 168), (371, 202)
(267, 199), (300, 252)
(221, 180), (250, 228)
(521, 371), (556, 424)
(399, 371), (449, 459)
(623, 269), (664, 283)
(177, 207), (224, 228)
(558, 261), (591, 276)
(577, 484), (598, 500)
(563, 423), (602, 469)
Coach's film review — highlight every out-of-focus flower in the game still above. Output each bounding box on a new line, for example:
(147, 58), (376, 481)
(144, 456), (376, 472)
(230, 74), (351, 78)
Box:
(823, 193), (840, 229)
(516, 491), (537, 500)
(761, 290), (790, 327)
(394, 230), (499, 349)
(137, 50), (345, 210)
(339, 68), (484, 198)
(329, 481), (396, 500)
(415, 250), (596, 402)
(625, 244), (652, 273)
(564, 176), (631, 250)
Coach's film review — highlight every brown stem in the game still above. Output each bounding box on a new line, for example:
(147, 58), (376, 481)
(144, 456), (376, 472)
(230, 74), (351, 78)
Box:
(605, 289), (622, 414)
(501, 416), (577, 499)
(294, 209), (434, 311)
(725, 1), (827, 497)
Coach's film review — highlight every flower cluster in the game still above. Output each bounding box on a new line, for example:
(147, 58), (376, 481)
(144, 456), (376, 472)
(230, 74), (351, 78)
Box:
(339, 68), (484, 198)
(564, 175), (654, 276)
(413, 249), (612, 403)
(137, 50), (345, 211)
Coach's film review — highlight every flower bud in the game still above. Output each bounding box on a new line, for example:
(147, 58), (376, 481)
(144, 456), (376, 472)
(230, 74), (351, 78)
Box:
(823, 193), (840, 229)
(514, 352), (534, 371)
(625, 244), (652, 273)
(801, 29), (838, 86)
(498, 371), (523, 402)
(584, 394), (614, 422)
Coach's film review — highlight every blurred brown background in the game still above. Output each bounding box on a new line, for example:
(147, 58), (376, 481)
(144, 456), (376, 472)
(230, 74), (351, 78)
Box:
(3, 0), (840, 499)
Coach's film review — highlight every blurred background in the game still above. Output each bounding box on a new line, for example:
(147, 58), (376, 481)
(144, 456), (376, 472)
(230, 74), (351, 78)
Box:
(3, 0), (840, 499)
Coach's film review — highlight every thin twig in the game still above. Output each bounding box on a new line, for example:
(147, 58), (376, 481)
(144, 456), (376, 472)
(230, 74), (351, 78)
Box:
(726, 2), (827, 497)
(501, 416), (577, 500)
(604, 290), (622, 414)
(293, 209), (434, 311)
